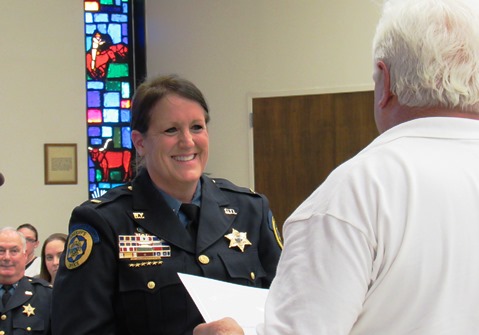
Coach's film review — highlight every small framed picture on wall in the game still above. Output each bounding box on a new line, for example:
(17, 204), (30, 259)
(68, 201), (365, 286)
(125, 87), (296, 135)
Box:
(44, 143), (78, 185)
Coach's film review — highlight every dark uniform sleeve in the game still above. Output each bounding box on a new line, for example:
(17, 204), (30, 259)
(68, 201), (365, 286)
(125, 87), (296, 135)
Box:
(52, 200), (120, 335)
(258, 196), (283, 287)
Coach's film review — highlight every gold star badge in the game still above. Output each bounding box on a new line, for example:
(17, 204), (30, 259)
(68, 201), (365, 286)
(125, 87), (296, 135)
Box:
(22, 304), (35, 317)
(224, 229), (252, 252)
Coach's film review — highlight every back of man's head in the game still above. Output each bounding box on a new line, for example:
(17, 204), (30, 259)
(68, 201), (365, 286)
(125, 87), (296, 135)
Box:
(373, 0), (479, 112)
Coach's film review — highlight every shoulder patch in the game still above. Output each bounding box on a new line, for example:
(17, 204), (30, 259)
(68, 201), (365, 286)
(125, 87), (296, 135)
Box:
(65, 225), (99, 270)
(271, 216), (283, 250)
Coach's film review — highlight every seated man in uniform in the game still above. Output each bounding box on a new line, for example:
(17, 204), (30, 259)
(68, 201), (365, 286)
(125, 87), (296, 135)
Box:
(0, 227), (52, 334)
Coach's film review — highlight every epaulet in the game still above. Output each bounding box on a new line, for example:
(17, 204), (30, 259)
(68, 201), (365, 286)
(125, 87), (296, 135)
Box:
(27, 277), (53, 289)
(86, 184), (133, 207)
(211, 178), (259, 196)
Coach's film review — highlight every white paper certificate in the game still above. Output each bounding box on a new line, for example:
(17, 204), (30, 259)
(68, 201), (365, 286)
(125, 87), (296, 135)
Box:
(178, 273), (268, 335)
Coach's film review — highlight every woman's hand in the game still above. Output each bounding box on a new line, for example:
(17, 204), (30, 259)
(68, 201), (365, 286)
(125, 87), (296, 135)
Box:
(193, 317), (245, 335)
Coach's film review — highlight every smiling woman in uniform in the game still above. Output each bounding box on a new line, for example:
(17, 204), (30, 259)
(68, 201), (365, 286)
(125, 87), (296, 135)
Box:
(51, 74), (282, 335)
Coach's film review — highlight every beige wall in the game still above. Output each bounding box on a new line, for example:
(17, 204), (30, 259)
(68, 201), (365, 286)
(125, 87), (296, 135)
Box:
(0, 1), (381, 247)
(0, 1), (86, 243)
(145, 0), (382, 186)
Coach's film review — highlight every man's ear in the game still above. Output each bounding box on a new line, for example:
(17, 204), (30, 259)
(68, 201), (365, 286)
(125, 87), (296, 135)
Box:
(131, 130), (145, 156)
(377, 60), (393, 108)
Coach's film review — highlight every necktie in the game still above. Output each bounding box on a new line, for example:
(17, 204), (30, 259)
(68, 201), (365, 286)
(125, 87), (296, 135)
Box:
(180, 203), (200, 238)
(2, 285), (12, 306)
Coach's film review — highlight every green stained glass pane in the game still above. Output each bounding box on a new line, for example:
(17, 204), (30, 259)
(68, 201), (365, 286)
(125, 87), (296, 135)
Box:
(114, 127), (122, 146)
(106, 81), (122, 91)
(107, 64), (129, 79)
(110, 171), (122, 181)
(100, 0), (114, 5)
(95, 169), (102, 182)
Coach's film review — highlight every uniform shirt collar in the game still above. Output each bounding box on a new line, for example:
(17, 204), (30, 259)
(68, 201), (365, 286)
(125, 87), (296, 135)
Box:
(1, 282), (18, 290)
(156, 179), (202, 214)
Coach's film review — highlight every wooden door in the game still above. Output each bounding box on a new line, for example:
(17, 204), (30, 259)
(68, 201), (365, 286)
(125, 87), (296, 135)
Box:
(252, 91), (377, 232)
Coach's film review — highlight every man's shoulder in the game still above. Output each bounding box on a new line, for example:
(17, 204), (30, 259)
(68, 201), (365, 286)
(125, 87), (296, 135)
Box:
(23, 277), (53, 291)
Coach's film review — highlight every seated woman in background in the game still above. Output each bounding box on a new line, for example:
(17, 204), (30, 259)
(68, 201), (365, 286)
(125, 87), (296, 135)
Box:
(17, 223), (42, 277)
(38, 233), (68, 285)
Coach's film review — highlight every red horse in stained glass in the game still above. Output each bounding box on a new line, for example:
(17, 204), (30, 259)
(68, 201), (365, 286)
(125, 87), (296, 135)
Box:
(86, 31), (128, 80)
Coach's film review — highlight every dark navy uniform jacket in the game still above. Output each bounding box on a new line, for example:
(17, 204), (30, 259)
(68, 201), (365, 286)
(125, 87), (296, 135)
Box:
(0, 277), (52, 335)
(52, 168), (282, 335)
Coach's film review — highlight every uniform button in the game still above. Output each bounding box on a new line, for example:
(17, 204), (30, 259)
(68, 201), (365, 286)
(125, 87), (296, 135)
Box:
(0, 314), (6, 320)
(0, 330), (5, 335)
(147, 281), (156, 290)
(27, 326), (32, 331)
(198, 255), (210, 264)
(250, 272), (255, 280)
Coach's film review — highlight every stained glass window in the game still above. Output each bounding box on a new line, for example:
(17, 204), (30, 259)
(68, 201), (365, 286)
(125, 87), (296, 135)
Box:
(84, 0), (145, 198)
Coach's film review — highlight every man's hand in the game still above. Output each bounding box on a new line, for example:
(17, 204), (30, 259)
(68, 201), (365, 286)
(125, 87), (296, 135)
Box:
(193, 317), (245, 335)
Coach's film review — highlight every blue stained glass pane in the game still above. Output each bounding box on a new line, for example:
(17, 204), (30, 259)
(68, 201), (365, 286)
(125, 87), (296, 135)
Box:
(88, 81), (104, 90)
(104, 109), (120, 123)
(121, 82), (130, 98)
(102, 126), (113, 137)
(120, 109), (130, 122)
(107, 24), (122, 43)
(100, 4), (122, 12)
(85, 13), (93, 23)
(122, 23), (128, 35)
(85, 37), (92, 50)
(111, 14), (128, 23)
(96, 24), (107, 34)
(104, 92), (120, 107)
(122, 127), (132, 148)
(85, 24), (97, 34)
(122, 37), (129, 44)
(98, 182), (112, 189)
(89, 168), (96, 182)
(88, 126), (102, 137)
(93, 13), (109, 22)
(122, 3), (128, 12)
(87, 91), (101, 107)
(90, 137), (103, 146)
